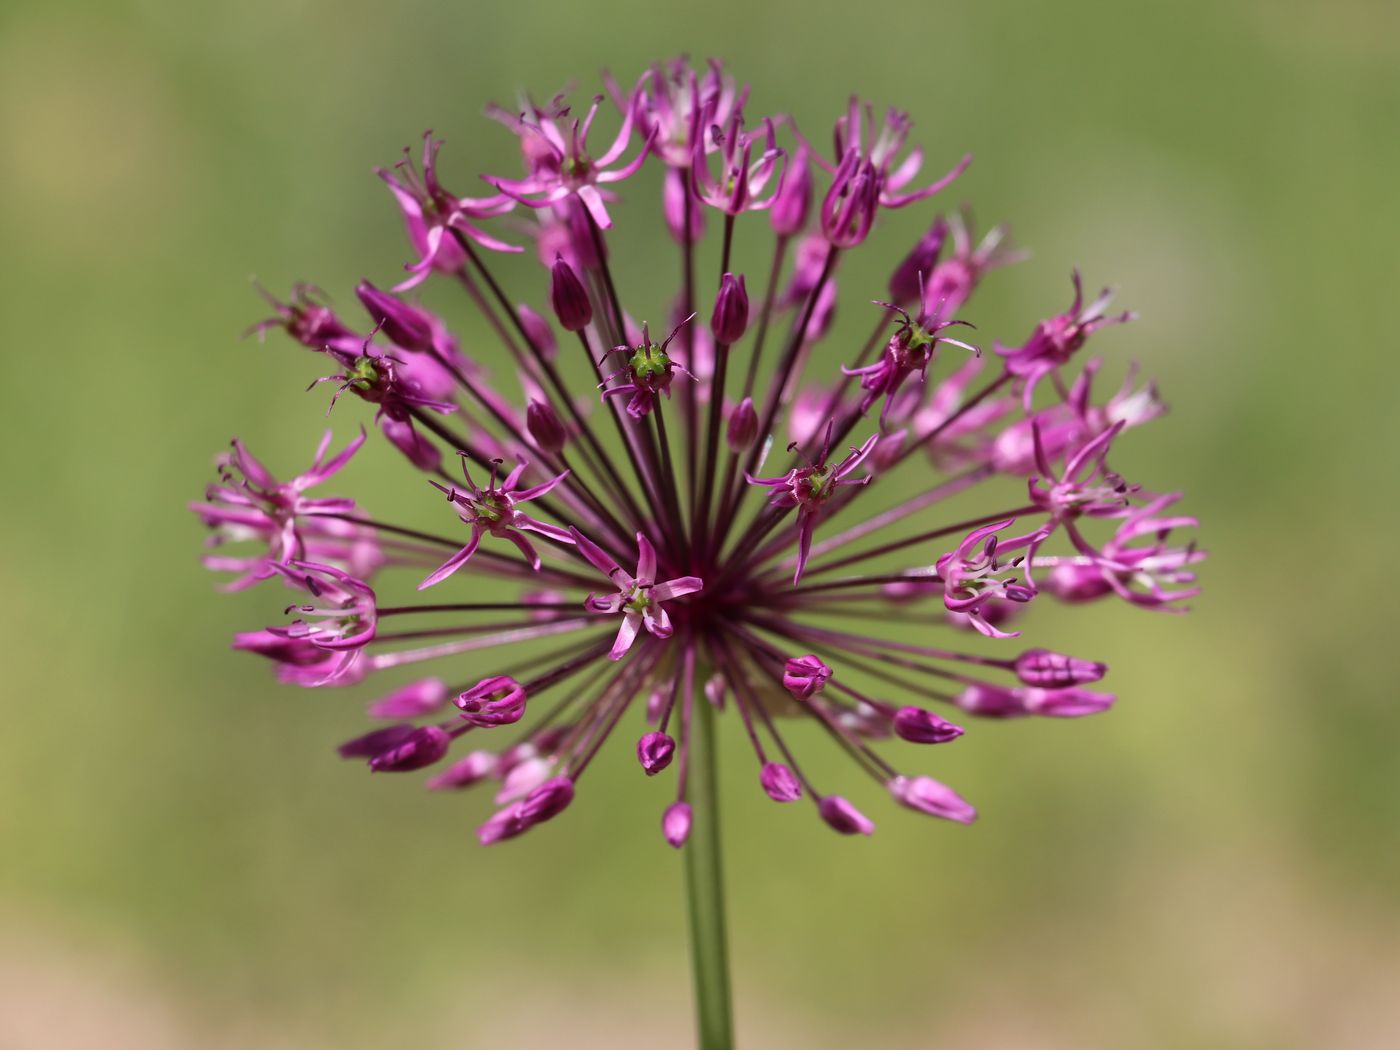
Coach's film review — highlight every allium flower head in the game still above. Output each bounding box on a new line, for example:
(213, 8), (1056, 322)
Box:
(200, 58), (1204, 848)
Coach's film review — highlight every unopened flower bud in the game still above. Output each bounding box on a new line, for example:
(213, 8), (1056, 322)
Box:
(782, 654), (832, 700)
(518, 776), (574, 824)
(953, 683), (1026, 718)
(517, 303), (557, 362)
(1013, 648), (1107, 688)
(892, 706), (965, 744)
(1045, 563), (1114, 603)
(888, 217), (948, 304)
(888, 775), (976, 824)
(426, 750), (497, 790)
(637, 731), (676, 775)
(662, 801), (693, 848)
(337, 724), (416, 759)
(818, 795), (874, 836)
(1020, 686), (1115, 718)
(710, 272), (749, 345)
(367, 678), (449, 719)
(549, 255), (592, 332)
(760, 762), (802, 802)
(704, 672), (726, 710)
(726, 397), (758, 451)
(495, 755), (553, 803)
(355, 280), (434, 352)
(367, 725), (451, 772)
(770, 145), (812, 236)
(664, 167), (704, 244)
(526, 399), (568, 453)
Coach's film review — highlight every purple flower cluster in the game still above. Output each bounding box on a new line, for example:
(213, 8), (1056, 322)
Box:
(197, 58), (1203, 847)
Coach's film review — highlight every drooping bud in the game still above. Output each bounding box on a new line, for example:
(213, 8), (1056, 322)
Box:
(662, 801), (693, 848)
(637, 732), (677, 775)
(526, 399), (568, 453)
(355, 280), (434, 352)
(1020, 686), (1115, 717)
(549, 255), (592, 332)
(663, 167), (704, 244)
(517, 303), (558, 362)
(888, 216), (949, 304)
(726, 397), (758, 451)
(760, 762), (802, 802)
(367, 678), (449, 719)
(367, 725), (451, 772)
(710, 272), (750, 345)
(456, 675), (528, 728)
(892, 706), (965, 744)
(818, 795), (874, 836)
(770, 145), (812, 236)
(426, 750), (497, 790)
(1013, 649), (1107, 688)
(782, 654), (832, 700)
(888, 775), (977, 824)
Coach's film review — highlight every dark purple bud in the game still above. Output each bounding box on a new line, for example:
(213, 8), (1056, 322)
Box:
(760, 762), (802, 802)
(782, 654), (832, 700)
(1013, 648), (1107, 688)
(892, 706), (965, 744)
(888, 217), (949, 304)
(710, 272), (749, 346)
(770, 145), (812, 236)
(517, 776), (574, 824)
(888, 775), (977, 824)
(367, 725), (451, 772)
(818, 795), (874, 836)
(517, 303), (558, 362)
(726, 397), (758, 452)
(636, 731), (676, 776)
(549, 256), (592, 332)
(337, 723), (417, 759)
(457, 675), (528, 728)
(526, 399), (568, 453)
(355, 280), (434, 352)
(1020, 686), (1115, 718)
(662, 801), (693, 848)
(426, 750), (497, 790)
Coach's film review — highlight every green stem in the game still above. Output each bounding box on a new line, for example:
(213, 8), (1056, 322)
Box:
(684, 696), (735, 1050)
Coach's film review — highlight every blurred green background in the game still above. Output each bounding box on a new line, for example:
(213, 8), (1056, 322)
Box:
(2, 0), (1397, 1047)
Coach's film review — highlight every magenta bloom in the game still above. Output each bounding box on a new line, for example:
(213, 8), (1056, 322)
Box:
(198, 58), (1203, 851)
(377, 131), (520, 290)
(748, 422), (878, 583)
(572, 530), (704, 660)
(420, 456), (573, 585)
(485, 94), (652, 229)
